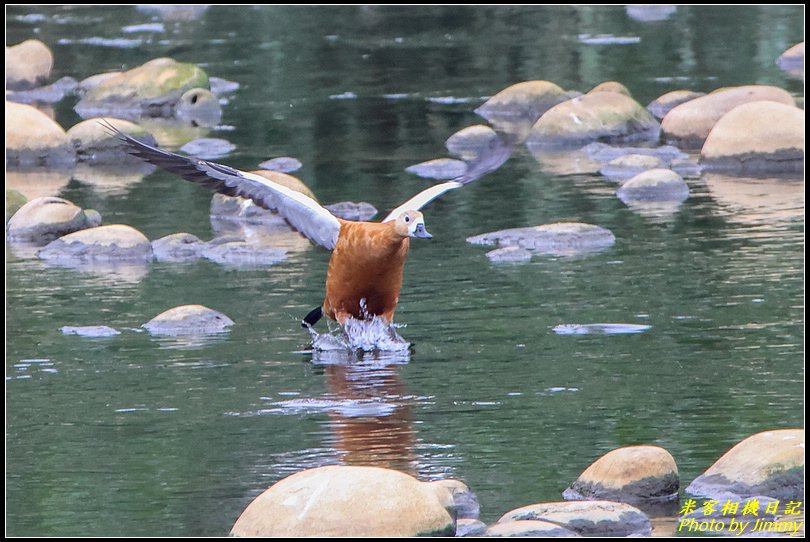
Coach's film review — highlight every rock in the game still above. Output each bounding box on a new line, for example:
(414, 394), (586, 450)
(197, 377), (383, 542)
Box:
(446, 125), (502, 163)
(563, 445), (679, 504)
(485, 520), (579, 537)
(151, 232), (206, 262)
(626, 5), (677, 22)
(475, 80), (570, 122)
(6, 39), (53, 90)
(6, 189), (28, 223)
(6, 102), (77, 167)
(660, 85), (796, 148)
(428, 479), (479, 519)
(587, 81), (631, 96)
(468, 222), (615, 255)
(685, 429), (804, 501)
(776, 42), (804, 79)
(175, 88), (222, 127)
(405, 158), (468, 180)
(209, 76), (240, 96)
(699, 101), (804, 174)
(616, 169), (689, 203)
(201, 241), (287, 266)
(60, 325), (120, 337)
(74, 57), (211, 118)
(229, 465), (456, 537)
(527, 92), (660, 149)
(583, 142), (687, 164)
(6, 76), (78, 105)
(498, 501), (651, 537)
(258, 156), (302, 173)
(325, 201), (379, 221)
(77, 72), (122, 94)
(7, 197), (101, 244)
(179, 137), (235, 159)
(66, 117), (157, 163)
(553, 323), (652, 335)
(486, 246), (533, 263)
(599, 154), (666, 182)
(647, 90), (705, 120)
(5, 169), (73, 201)
(143, 304), (234, 335)
(38, 224), (153, 262)
(456, 519), (488, 537)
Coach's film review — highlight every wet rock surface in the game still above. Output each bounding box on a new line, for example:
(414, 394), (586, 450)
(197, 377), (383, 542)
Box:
(468, 222), (615, 256)
(38, 224), (153, 262)
(142, 304), (234, 335)
(498, 500), (652, 537)
(7, 196), (101, 245)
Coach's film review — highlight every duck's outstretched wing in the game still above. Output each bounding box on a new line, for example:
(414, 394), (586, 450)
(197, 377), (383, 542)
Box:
(105, 122), (342, 250)
(383, 135), (514, 223)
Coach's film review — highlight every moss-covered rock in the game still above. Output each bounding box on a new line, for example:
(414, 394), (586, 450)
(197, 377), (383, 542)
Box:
(475, 80), (570, 122)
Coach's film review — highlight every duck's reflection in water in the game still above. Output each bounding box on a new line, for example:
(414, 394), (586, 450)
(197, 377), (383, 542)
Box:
(311, 349), (418, 474)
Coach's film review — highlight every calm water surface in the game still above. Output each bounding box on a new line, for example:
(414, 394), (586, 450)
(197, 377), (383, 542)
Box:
(6, 5), (804, 536)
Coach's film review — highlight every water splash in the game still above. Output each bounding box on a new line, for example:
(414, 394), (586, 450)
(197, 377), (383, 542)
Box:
(306, 315), (411, 353)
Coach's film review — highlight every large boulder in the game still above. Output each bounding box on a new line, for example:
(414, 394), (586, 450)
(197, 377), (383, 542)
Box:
(74, 57), (213, 119)
(6, 39), (53, 90)
(229, 465), (456, 537)
(563, 445), (679, 504)
(498, 500), (651, 537)
(66, 117), (157, 163)
(700, 101), (804, 174)
(142, 304), (234, 335)
(527, 92), (660, 149)
(7, 196), (101, 244)
(6, 102), (77, 167)
(685, 429), (804, 501)
(660, 85), (795, 148)
(475, 80), (570, 123)
(38, 224), (153, 262)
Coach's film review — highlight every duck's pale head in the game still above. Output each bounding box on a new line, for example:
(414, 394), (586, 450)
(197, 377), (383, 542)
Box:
(394, 210), (432, 239)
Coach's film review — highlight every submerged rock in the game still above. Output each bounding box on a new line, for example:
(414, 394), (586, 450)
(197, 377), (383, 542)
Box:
(7, 76), (78, 105)
(201, 241), (287, 266)
(325, 201), (378, 221)
(485, 246), (533, 263)
(498, 500), (651, 537)
(38, 224), (153, 262)
(143, 304), (234, 335)
(660, 85), (796, 148)
(700, 101), (804, 174)
(60, 325), (121, 337)
(485, 520), (579, 537)
(475, 80), (570, 123)
(6, 39), (53, 90)
(616, 169), (689, 203)
(599, 154), (666, 182)
(6, 102), (77, 168)
(7, 197), (101, 245)
(258, 156), (303, 173)
(563, 445), (679, 504)
(685, 429), (804, 501)
(151, 232), (207, 262)
(405, 158), (468, 180)
(468, 222), (615, 255)
(583, 142), (687, 164)
(229, 465), (456, 537)
(527, 92), (660, 149)
(179, 137), (235, 159)
(66, 117), (157, 163)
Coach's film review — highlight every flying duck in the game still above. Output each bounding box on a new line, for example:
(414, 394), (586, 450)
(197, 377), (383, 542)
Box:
(107, 123), (510, 328)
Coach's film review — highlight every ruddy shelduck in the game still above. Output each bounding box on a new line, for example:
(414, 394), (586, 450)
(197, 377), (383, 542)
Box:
(108, 123), (509, 328)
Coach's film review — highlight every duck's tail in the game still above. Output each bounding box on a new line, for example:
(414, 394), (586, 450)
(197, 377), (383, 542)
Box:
(302, 306), (323, 328)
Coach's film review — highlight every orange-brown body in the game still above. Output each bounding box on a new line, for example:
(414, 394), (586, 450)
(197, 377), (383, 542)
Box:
(323, 219), (410, 324)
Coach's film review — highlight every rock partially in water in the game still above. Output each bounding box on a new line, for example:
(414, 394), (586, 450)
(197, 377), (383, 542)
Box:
(456, 519), (488, 537)
(685, 429), (804, 501)
(201, 241), (287, 266)
(7, 76), (78, 105)
(485, 246), (533, 264)
(175, 88), (222, 127)
(599, 154), (666, 182)
(498, 500), (651, 537)
(6, 39), (53, 90)
(563, 445), (679, 504)
(208, 76), (240, 96)
(405, 158), (468, 180)
(468, 222), (615, 256)
(60, 325), (121, 337)
(143, 304), (234, 335)
(6, 102), (77, 168)
(660, 85), (796, 148)
(428, 479), (480, 519)
(647, 90), (705, 120)
(446, 124), (501, 163)
(66, 117), (157, 163)
(229, 465), (456, 537)
(616, 169), (689, 203)
(474, 80), (569, 123)
(527, 92), (660, 149)
(553, 323), (652, 335)
(776, 42), (804, 79)
(700, 101), (804, 174)
(325, 201), (379, 221)
(38, 224), (153, 262)
(7, 196), (101, 245)
(179, 137), (235, 159)
(258, 156), (303, 173)
(626, 4), (677, 22)
(151, 232), (207, 262)
(485, 520), (579, 537)
(583, 142), (687, 164)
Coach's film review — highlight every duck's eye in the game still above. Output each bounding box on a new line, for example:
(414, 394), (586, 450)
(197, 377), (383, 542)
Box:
(404, 216), (411, 223)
